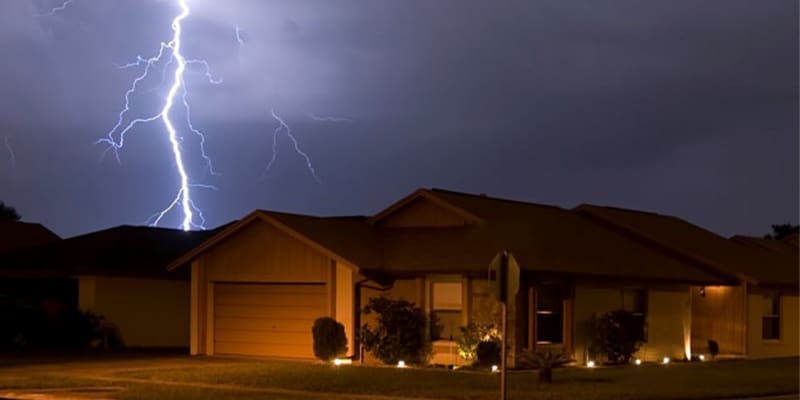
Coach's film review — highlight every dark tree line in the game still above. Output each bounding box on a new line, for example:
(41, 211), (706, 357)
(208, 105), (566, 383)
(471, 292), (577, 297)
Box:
(0, 202), (20, 222)
(765, 223), (799, 240)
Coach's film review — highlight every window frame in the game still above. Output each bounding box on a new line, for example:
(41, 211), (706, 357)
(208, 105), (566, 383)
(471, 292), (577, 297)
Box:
(761, 294), (781, 341)
(534, 283), (564, 345)
(429, 278), (465, 342)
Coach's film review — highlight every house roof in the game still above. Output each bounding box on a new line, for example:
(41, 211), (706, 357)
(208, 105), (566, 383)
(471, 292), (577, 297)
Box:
(0, 221), (60, 254)
(575, 205), (798, 287)
(0, 224), (225, 279)
(168, 189), (733, 285)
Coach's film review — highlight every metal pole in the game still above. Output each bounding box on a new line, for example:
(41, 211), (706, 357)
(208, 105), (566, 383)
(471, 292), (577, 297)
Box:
(500, 302), (508, 400)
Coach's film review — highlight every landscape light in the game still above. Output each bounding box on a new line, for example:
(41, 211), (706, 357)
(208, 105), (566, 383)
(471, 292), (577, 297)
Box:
(698, 354), (705, 361)
(332, 358), (351, 366)
(491, 365), (499, 373)
(634, 359), (642, 366)
(586, 360), (596, 368)
(662, 357), (670, 364)
(397, 360), (406, 368)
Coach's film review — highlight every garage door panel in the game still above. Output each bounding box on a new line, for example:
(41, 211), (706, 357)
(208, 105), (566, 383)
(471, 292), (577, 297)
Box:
(216, 292), (327, 307)
(215, 342), (313, 358)
(216, 317), (318, 333)
(215, 284), (326, 295)
(213, 283), (326, 359)
(216, 330), (314, 344)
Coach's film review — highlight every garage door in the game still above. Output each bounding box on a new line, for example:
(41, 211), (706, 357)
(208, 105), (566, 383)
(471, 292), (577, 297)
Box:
(214, 283), (327, 358)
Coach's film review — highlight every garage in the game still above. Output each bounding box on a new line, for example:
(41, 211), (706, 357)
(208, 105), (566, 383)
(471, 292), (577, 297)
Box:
(213, 283), (328, 358)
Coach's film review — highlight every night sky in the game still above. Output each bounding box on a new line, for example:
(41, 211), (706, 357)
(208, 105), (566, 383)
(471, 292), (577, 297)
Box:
(1, 0), (797, 238)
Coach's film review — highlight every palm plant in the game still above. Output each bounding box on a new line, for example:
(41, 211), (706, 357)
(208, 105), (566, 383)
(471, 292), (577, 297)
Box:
(518, 351), (573, 383)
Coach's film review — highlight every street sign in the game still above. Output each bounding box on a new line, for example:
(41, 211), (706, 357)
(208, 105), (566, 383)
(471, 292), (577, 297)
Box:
(488, 251), (520, 304)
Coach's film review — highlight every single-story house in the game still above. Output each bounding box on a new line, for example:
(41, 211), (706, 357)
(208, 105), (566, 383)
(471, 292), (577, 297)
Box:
(168, 188), (748, 365)
(0, 224), (220, 348)
(575, 205), (799, 359)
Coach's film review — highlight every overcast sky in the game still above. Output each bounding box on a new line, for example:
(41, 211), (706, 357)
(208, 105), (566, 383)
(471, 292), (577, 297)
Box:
(1, 0), (797, 238)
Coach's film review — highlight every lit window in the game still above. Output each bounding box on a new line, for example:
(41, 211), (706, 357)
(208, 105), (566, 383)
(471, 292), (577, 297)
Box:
(623, 288), (648, 342)
(536, 284), (563, 344)
(431, 282), (463, 340)
(762, 294), (780, 340)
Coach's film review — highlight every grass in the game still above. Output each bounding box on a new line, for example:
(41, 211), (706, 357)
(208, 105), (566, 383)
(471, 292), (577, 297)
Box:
(117, 357), (800, 400)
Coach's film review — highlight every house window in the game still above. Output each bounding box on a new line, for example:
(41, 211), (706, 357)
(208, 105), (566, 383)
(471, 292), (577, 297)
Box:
(623, 289), (648, 342)
(431, 282), (463, 340)
(762, 294), (780, 340)
(535, 284), (563, 344)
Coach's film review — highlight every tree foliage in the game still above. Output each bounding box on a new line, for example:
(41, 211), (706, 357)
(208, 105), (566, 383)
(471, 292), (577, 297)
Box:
(765, 223), (799, 240)
(0, 202), (20, 222)
(311, 317), (348, 362)
(360, 297), (432, 365)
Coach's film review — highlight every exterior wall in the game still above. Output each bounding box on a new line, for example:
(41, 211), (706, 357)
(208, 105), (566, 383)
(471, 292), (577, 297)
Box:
(189, 219), (355, 358)
(746, 290), (799, 358)
(79, 275), (190, 347)
(691, 285), (746, 355)
(573, 282), (691, 363)
(378, 198), (470, 228)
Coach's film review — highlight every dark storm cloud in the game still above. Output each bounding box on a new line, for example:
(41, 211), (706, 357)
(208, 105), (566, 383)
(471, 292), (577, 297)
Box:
(0, 0), (796, 237)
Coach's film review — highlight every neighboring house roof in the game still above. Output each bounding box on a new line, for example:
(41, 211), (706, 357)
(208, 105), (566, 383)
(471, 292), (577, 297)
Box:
(731, 235), (799, 258)
(0, 221), (60, 254)
(0, 225), (225, 279)
(575, 205), (798, 288)
(782, 231), (799, 246)
(169, 189), (733, 285)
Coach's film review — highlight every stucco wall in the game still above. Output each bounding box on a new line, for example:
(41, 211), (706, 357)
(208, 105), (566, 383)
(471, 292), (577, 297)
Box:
(79, 276), (190, 347)
(690, 285), (746, 355)
(746, 291), (799, 358)
(573, 283), (691, 363)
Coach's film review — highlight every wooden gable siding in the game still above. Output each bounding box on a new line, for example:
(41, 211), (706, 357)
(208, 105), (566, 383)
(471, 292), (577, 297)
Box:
(378, 197), (471, 228)
(202, 219), (329, 283)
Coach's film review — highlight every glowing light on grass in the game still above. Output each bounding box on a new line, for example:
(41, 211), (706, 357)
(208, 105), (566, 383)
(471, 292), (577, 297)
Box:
(586, 360), (595, 368)
(634, 358), (642, 366)
(397, 360), (406, 368)
(662, 357), (670, 364)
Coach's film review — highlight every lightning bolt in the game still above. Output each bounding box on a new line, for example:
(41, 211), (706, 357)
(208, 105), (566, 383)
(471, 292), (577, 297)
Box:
(261, 109), (321, 183)
(307, 113), (354, 123)
(3, 136), (15, 170)
(90, 0), (218, 231)
(34, 0), (75, 17)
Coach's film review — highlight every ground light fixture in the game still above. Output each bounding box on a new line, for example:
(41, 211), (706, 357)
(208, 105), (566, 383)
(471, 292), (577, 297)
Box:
(698, 354), (705, 361)
(634, 359), (642, 366)
(662, 357), (670, 364)
(397, 360), (406, 368)
(491, 365), (499, 373)
(332, 358), (351, 366)
(586, 360), (596, 368)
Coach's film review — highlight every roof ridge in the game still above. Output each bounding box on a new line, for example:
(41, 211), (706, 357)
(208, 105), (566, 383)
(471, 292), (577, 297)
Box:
(428, 188), (564, 210)
(258, 209), (369, 220)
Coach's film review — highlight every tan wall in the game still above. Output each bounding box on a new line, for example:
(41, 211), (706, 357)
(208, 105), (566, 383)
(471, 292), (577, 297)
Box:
(746, 291), (799, 358)
(691, 285), (746, 355)
(379, 198), (470, 228)
(573, 283), (691, 363)
(189, 218), (355, 358)
(79, 276), (190, 347)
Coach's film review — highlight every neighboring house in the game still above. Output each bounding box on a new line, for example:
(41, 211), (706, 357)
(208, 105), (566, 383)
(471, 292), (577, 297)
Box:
(575, 205), (799, 359)
(168, 189), (736, 364)
(0, 225), (218, 348)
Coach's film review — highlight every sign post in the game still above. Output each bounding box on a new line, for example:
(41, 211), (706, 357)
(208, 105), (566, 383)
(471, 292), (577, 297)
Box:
(488, 251), (520, 400)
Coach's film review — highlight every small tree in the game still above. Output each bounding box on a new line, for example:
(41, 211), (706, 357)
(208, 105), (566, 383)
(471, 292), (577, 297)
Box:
(456, 322), (501, 364)
(595, 310), (645, 364)
(312, 317), (348, 362)
(0, 202), (20, 222)
(360, 297), (431, 365)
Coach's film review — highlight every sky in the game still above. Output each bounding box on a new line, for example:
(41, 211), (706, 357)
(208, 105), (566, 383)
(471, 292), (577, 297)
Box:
(0, 0), (797, 238)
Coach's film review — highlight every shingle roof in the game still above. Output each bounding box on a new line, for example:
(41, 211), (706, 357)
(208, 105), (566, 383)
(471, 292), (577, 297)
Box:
(0, 224), (226, 279)
(0, 221), (60, 254)
(575, 205), (798, 287)
(170, 189), (733, 285)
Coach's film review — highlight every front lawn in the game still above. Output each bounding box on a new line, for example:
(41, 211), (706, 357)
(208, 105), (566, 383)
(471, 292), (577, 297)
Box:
(119, 357), (799, 400)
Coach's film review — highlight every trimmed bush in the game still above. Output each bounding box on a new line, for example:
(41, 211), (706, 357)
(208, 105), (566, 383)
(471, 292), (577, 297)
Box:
(311, 317), (348, 362)
(475, 340), (501, 367)
(360, 297), (432, 365)
(594, 309), (646, 364)
(456, 322), (501, 364)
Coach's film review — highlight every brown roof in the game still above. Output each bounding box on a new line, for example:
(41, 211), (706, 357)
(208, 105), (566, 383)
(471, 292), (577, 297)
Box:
(575, 205), (798, 287)
(169, 189), (732, 285)
(0, 225), (225, 279)
(0, 221), (60, 254)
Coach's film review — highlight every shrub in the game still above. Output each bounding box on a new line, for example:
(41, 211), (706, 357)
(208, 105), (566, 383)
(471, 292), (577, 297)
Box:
(360, 297), (431, 365)
(518, 351), (572, 383)
(708, 340), (719, 359)
(594, 309), (645, 364)
(456, 322), (501, 364)
(311, 317), (348, 362)
(475, 340), (501, 367)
